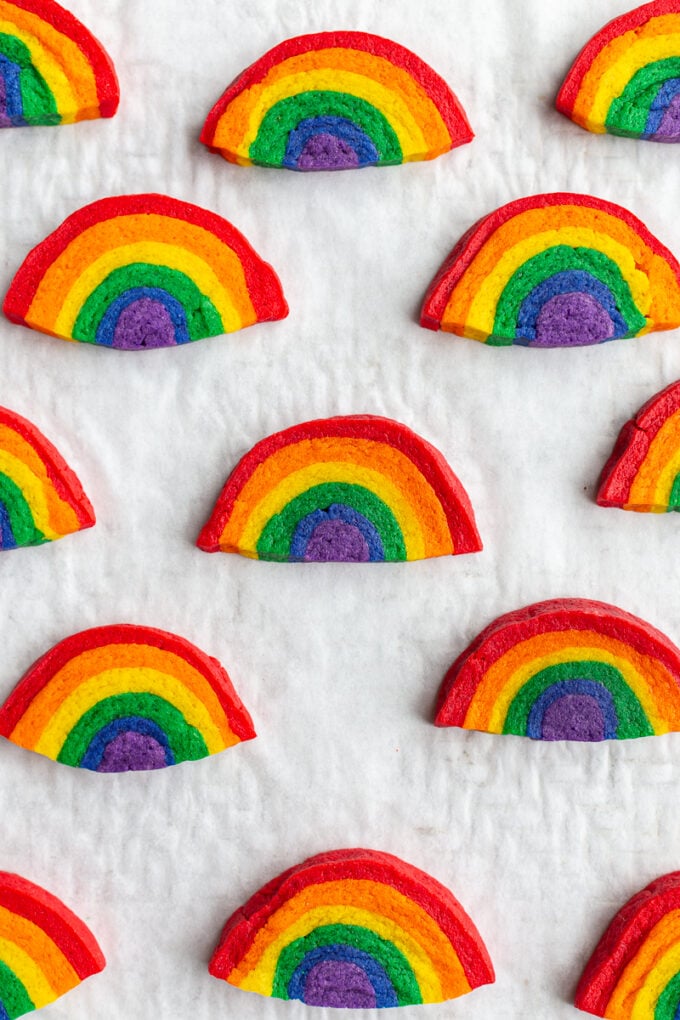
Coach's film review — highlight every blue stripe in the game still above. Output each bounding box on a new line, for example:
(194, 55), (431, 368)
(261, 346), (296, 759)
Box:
(283, 116), (379, 167)
(79, 717), (174, 771)
(0, 53), (25, 123)
(94, 288), (190, 347)
(287, 944), (398, 1008)
(526, 679), (618, 740)
(516, 270), (628, 341)
(645, 77), (680, 136)
(0, 997), (10, 1020)
(0, 501), (17, 550)
(290, 504), (385, 561)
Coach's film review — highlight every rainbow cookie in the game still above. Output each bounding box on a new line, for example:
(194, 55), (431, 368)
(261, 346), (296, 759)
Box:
(575, 871), (680, 1017)
(557, 1), (680, 142)
(0, 625), (256, 771)
(420, 193), (680, 347)
(197, 415), (482, 563)
(435, 599), (680, 741)
(0, 0), (118, 127)
(597, 379), (680, 512)
(0, 405), (94, 550)
(3, 194), (288, 350)
(0, 871), (104, 1017)
(209, 848), (494, 1008)
(200, 31), (472, 171)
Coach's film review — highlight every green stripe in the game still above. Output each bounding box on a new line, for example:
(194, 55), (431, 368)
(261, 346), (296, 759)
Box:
(656, 966), (680, 1015)
(249, 91), (403, 167)
(57, 693), (210, 767)
(0, 473), (46, 547)
(0, 959), (35, 1018)
(503, 661), (654, 739)
(0, 33), (60, 125)
(655, 969), (680, 1020)
(606, 58), (680, 138)
(255, 483), (406, 561)
(489, 246), (646, 345)
(668, 473), (680, 510)
(272, 924), (422, 1005)
(72, 264), (224, 344)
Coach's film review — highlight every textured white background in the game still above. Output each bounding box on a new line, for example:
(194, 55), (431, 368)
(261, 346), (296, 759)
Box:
(1, 0), (680, 1016)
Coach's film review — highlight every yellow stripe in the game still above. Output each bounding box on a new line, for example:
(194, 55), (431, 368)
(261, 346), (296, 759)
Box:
(237, 461), (427, 560)
(0, 904), (79, 1000)
(0, 449), (60, 540)
(0, 935), (57, 1009)
(628, 408), (680, 510)
(234, 905), (445, 1002)
(216, 68), (427, 157)
(462, 228), (650, 337)
(575, 18), (680, 131)
(0, 1), (98, 121)
(604, 909), (680, 1017)
(465, 643), (670, 734)
(19, 668), (226, 758)
(48, 243), (244, 338)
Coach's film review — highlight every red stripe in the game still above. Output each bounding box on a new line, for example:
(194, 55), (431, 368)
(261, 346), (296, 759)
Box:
(597, 380), (680, 507)
(0, 624), (256, 741)
(3, 194), (288, 325)
(0, 872), (105, 979)
(209, 848), (494, 989)
(575, 871), (680, 1015)
(435, 599), (680, 727)
(7, 0), (119, 116)
(420, 192), (680, 331)
(196, 415), (481, 555)
(556, 0), (679, 117)
(201, 31), (473, 150)
(0, 405), (95, 529)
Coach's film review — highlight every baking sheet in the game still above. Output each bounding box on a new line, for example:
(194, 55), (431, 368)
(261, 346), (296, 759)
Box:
(1, 0), (680, 1015)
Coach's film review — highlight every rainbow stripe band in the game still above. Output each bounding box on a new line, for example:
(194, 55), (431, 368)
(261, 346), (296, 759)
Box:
(197, 415), (482, 563)
(0, 871), (104, 1018)
(597, 379), (680, 512)
(435, 599), (680, 742)
(575, 872), (680, 1017)
(0, 625), (256, 772)
(3, 194), (288, 350)
(420, 193), (680, 347)
(0, 405), (94, 551)
(0, 0), (118, 127)
(200, 31), (473, 171)
(557, 0), (680, 142)
(209, 848), (494, 1008)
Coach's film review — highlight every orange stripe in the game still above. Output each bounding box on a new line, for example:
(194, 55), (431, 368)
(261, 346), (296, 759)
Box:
(219, 437), (452, 558)
(230, 879), (468, 1001)
(26, 215), (254, 329)
(447, 204), (677, 326)
(10, 644), (233, 746)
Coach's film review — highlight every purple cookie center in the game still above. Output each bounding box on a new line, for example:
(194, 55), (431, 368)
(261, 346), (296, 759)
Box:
(654, 93), (680, 140)
(96, 731), (168, 772)
(0, 76), (10, 128)
(541, 694), (606, 742)
(297, 132), (359, 170)
(533, 292), (614, 347)
(304, 961), (377, 1008)
(304, 520), (370, 562)
(113, 297), (177, 350)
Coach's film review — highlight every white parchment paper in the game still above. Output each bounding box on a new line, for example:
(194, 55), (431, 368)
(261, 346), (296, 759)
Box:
(1, 0), (680, 1016)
